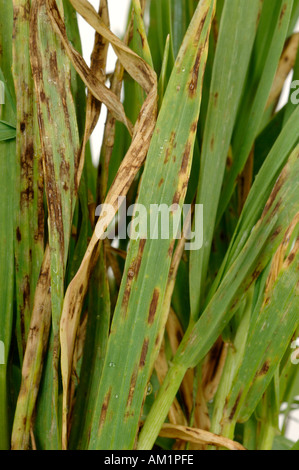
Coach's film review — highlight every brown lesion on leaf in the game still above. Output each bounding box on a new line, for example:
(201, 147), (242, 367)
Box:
(155, 333), (161, 346)
(121, 239), (147, 318)
(272, 198), (282, 216)
(60, 158), (71, 193)
(172, 191), (180, 206)
(99, 387), (112, 432)
(188, 50), (202, 98)
(270, 226), (282, 242)
(180, 141), (191, 175)
(187, 5), (212, 101)
(285, 251), (296, 266)
(139, 337), (149, 369)
(49, 50), (58, 79)
(230, 298), (239, 311)
(244, 267), (261, 292)
(164, 147), (170, 164)
(194, 10), (209, 44)
(169, 131), (176, 146)
(44, 160), (65, 257)
(261, 169), (287, 219)
(148, 288), (160, 325)
(20, 141), (35, 207)
(134, 238), (146, 279)
(257, 360), (270, 376)
(228, 391), (242, 421)
(120, 273), (135, 318)
(251, 267), (261, 282)
(137, 28), (145, 49)
(126, 365), (138, 412)
(210, 136), (215, 152)
(16, 227), (22, 242)
(158, 178), (164, 188)
(190, 120), (198, 133)
(164, 132), (177, 164)
(279, 3), (287, 28)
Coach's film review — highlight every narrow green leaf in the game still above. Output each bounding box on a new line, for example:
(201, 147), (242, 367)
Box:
(0, 120), (16, 140)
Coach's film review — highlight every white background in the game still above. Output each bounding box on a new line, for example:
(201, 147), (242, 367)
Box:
(77, 0), (299, 445)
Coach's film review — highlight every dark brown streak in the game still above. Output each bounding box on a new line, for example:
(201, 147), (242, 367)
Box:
(139, 337), (149, 369)
(99, 387), (112, 432)
(148, 289), (159, 325)
(229, 391), (242, 421)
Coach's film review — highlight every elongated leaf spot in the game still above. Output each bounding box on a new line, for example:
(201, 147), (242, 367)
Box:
(230, 298), (239, 310)
(264, 296), (270, 306)
(180, 142), (191, 174)
(99, 388), (112, 432)
(286, 251), (296, 266)
(229, 391), (242, 420)
(172, 191), (180, 205)
(121, 240), (147, 317)
(210, 136), (214, 151)
(29, 325), (39, 337)
(279, 4), (287, 27)
(258, 360), (270, 376)
(262, 169), (287, 219)
(20, 122), (26, 133)
(22, 275), (30, 306)
(188, 9), (210, 99)
(126, 366), (138, 411)
(135, 238), (146, 279)
(170, 131), (176, 145)
(188, 44), (204, 98)
(20, 142), (35, 206)
(59, 159), (70, 180)
(121, 276), (133, 318)
(164, 147), (170, 164)
(137, 28), (145, 48)
(272, 198), (282, 216)
(270, 226), (282, 241)
(148, 289), (160, 325)
(209, 341), (225, 382)
(158, 178), (164, 188)
(194, 10), (209, 43)
(190, 121), (198, 133)
(16, 227), (22, 242)
(251, 268), (261, 282)
(155, 334), (161, 346)
(139, 337), (149, 368)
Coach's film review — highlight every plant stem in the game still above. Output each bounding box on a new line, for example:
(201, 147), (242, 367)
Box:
(137, 362), (186, 450)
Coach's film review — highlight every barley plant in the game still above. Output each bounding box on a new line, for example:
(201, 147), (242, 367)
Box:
(0, 0), (299, 451)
